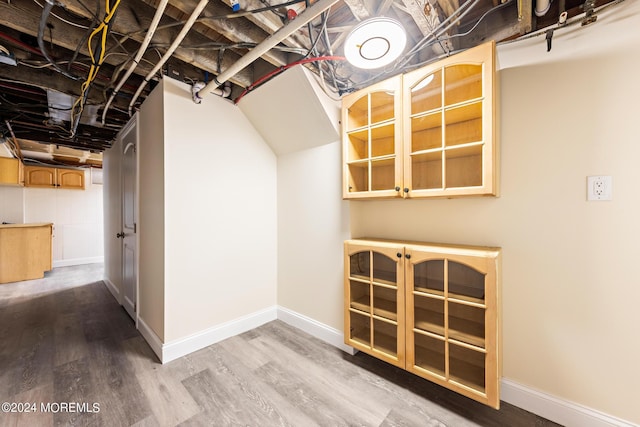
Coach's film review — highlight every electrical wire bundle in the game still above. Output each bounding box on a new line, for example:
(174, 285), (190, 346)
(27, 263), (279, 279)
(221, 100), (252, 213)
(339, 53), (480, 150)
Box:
(70, 0), (122, 136)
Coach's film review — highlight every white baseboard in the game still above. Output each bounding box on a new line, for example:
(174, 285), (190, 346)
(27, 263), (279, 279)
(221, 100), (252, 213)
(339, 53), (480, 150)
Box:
(276, 305), (357, 355)
(138, 317), (163, 362)
(103, 277), (121, 304)
(501, 378), (637, 427)
(53, 256), (104, 268)
(160, 306), (278, 364)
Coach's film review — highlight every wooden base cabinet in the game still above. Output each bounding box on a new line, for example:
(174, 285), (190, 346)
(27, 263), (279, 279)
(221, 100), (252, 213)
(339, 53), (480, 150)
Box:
(344, 239), (501, 408)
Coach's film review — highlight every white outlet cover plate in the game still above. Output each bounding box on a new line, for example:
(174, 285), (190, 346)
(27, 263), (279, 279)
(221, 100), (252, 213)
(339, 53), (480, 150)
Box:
(587, 175), (612, 201)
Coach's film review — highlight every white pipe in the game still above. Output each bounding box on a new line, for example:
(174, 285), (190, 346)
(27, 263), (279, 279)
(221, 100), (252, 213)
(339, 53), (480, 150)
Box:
(535, 0), (551, 16)
(128, 0), (210, 115)
(195, 0), (339, 102)
(101, 0), (169, 125)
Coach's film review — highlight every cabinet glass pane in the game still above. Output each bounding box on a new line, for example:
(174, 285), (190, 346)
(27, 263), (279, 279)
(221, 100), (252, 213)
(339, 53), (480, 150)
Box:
(411, 112), (442, 152)
(411, 151), (442, 190)
(444, 64), (482, 106)
(347, 163), (368, 193)
(349, 311), (371, 347)
(371, 91), (395, 124)
(449, 302), (485, 348)
(349, 251), (370, 280)
(414, 295), (444, 336)
(414, 259), (444, 294)
(449, 343), (485, 392)
(414, 333), (445, 377)
(347, 96), (368, 130)
(448, 261), (485, 301)
(373, 285), (397, 321)
(445, 102), (482, 147)
(445, 145), (482, 188)
(349, 280), (370, 313)
(411, 69), (442, 115)
(371, 159), (395, 191)
(347, 129), (369, 161)
(373, 319), (397, 356)
(371, 124), (395, 157)
(372, 252), (396, 284)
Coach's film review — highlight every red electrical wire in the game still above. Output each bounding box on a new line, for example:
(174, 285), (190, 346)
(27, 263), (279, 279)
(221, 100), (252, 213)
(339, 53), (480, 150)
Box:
(234, 55), (345, 104)
(0, 32), (44, 57)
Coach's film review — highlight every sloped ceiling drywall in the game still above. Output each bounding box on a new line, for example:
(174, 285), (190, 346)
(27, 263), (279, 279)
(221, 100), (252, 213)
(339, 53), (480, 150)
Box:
(238, 65), (340, 156)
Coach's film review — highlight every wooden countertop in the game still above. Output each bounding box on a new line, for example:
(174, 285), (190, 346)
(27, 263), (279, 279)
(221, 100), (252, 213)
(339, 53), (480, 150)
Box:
(0, 223), (53, 229)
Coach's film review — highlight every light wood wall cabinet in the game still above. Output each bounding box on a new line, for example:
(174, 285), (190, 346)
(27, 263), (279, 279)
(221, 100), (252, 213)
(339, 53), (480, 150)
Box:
(24, 166), (85, 189)
(0, 157), (23, 185)
(342, 41), (497, 199)
(344, 238), (501, 408)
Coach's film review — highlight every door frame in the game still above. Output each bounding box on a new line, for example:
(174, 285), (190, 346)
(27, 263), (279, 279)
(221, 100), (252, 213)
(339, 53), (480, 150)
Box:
(119, 114), (139, 326)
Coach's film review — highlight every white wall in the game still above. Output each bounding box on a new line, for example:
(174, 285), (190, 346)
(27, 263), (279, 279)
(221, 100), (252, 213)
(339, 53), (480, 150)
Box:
(103, 132), (123, 301)
(160, 78), (278, 342)
(0, 169), (104, 268)
(347, 3), (640, 424)
(139, 85), (167, 341)
(0, 186), (24, 223)
(277, 141), (350, 330)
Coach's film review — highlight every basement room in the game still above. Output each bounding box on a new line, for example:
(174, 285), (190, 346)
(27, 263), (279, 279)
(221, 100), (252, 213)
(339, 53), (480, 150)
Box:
(0, 0), (638, 425)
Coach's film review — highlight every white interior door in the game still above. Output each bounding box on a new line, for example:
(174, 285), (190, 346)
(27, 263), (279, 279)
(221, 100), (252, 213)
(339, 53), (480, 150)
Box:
(121, 121), (137, 321)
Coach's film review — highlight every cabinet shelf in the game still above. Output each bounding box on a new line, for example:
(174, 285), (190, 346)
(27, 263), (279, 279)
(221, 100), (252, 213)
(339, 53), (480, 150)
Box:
(414, 287), (485, 307)
(350, 295), (399, 322)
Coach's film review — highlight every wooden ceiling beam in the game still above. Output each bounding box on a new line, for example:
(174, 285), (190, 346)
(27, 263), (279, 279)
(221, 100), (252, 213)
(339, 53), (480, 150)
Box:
(399, 0), (434, 37)
(58, 0), (254, 86)
(144, 0), (291, 67)
(223, 0), (313, 53)
(342, 0), (371, 21)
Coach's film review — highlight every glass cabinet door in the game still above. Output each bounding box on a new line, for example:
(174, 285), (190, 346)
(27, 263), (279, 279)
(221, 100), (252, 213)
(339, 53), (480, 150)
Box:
(343, 77), (403, 199)
(405, 245), (500, 408)
(344, 241), (405, 367)
(402, 41), (496, 198)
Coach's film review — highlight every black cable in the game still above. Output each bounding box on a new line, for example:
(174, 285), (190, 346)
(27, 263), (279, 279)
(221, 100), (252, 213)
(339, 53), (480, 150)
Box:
(38, 0), (81, 81)
(68, 0), (101, 72)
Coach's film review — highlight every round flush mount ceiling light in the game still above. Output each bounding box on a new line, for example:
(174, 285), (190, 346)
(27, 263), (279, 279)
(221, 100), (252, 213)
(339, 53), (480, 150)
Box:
(344, 17), (407, 69)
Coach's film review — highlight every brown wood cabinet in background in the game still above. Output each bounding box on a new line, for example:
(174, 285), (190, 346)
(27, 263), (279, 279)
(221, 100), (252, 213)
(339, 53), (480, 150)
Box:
(24, 165), (85, 190)
(342, 41), (497, 199)
(0, 157), (23, 185)
(344, 238), (501, 408)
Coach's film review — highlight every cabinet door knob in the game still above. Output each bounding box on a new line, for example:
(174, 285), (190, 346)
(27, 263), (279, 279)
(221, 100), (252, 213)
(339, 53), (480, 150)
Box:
(403, 187), (409, 193)
(396, 252), (402, 258)
(405, 253), (411, 259)
(116, 232), (124, 238)
(395, 186), (400, 192)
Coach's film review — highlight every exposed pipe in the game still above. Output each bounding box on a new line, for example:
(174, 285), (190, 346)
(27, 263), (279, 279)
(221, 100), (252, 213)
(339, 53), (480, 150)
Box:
(194, 0), (339, 103)
(38, 0), (80, 81)
(101, 0), (169, 124)
(127, 0), (210, 115)
(535, 0), (552, 16)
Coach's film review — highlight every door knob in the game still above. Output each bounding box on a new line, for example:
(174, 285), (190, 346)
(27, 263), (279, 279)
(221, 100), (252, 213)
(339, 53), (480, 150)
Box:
(116, 232), (125, 238)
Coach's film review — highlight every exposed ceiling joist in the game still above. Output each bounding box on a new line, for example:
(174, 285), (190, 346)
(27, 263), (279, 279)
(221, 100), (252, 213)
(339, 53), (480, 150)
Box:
(0, 0), (623, 163)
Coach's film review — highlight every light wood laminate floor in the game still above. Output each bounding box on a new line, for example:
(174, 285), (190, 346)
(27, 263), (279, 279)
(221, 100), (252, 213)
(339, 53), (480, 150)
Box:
(0, 265), (561, 426)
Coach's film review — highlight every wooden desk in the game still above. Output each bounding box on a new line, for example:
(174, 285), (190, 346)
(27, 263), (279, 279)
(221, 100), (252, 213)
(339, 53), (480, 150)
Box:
(0, 223), (53, 284)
